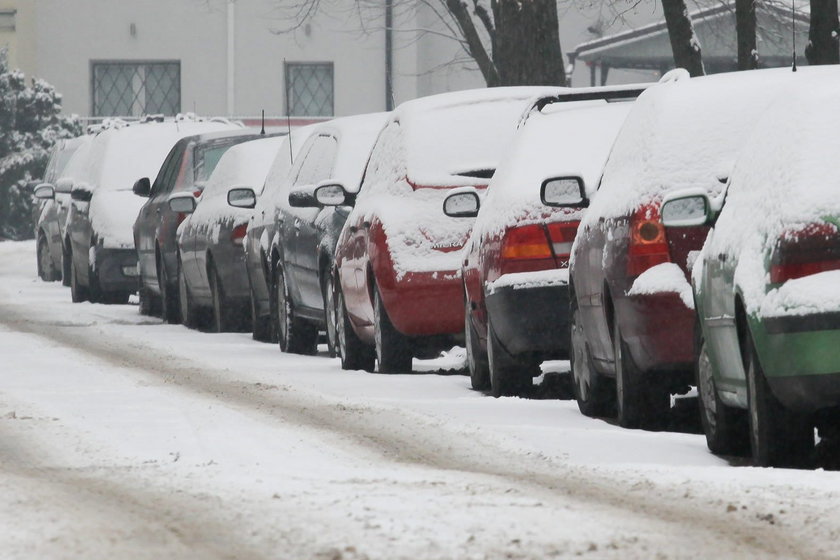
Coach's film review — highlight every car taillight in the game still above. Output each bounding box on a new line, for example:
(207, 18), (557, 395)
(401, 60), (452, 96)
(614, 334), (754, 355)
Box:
(231, 223), (248, 246)
(627, 203), (670, 277)
(770, 223), (840, 284)
(546, 221), (579, 267)
(499, 224), (555, 276)
(176, 212), (187, 227)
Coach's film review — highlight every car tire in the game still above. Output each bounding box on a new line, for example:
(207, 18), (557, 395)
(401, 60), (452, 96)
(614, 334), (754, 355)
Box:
(465, 298), (490, 391)
(250, 287), (272, 342)
(323, 271), (338, 358)
(275, 266), (317, 354)
(374, 288), (412, 374)
(61, 242), (72, 287)
(696, 328), (748, 455)
(487, 317), (532, 398)
(178, 258), (202, 329)
(571, 305), (614, 417)
(336, 281), (375, 371)
(745, 332), (814, 468)
(158, 258), (180, 324)
(139, 283), (162, 316)
(613, 320), (669, 429)
(70, 256), (88, 303)
(37, 235), (59, 281)
(209, 263), (235, 333)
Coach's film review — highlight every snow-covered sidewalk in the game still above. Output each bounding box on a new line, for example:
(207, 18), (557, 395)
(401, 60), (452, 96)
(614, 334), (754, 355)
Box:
(0, 240), (837, 559)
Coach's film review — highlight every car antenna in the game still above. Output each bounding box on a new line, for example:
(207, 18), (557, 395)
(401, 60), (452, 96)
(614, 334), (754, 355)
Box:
(260, 109), (265, 135)
(792, 0), (797, 71)
(284, 58), (293, 164)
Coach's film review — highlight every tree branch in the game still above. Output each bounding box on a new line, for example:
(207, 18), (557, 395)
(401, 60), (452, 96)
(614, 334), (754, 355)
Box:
(444, 0), (500, 84)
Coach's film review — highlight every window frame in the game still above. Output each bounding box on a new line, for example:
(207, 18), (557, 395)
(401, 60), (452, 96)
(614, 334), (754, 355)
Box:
(284, 61), (335, 118)
(90, 59), (182, 117)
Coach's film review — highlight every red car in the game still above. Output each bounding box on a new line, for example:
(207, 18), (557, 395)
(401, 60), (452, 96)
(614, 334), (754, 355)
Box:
(450, 90), (641, 397)
(320, 87), (563, 372)
(569, 68), (807, 428)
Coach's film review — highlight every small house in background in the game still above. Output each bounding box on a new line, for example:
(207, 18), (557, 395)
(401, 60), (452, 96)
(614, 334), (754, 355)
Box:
(571, 3), (809, 86)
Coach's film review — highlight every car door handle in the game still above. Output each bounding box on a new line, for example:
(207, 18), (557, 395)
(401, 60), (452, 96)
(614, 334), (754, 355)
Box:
(717, 253), (727, 262)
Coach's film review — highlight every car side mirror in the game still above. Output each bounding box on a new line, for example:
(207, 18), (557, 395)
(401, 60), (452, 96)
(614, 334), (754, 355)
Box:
(33, 183), (56, 200)
(54, 177), (74, 194)
(168, 192), (197, 214)
(661, 189), (712, 227)
(314, 184), (354, 207)
(228, 187), (257, 209)
(133, 177), (151, 197)
(541, 176), (588, 208)
(443, 188), (480, 218)
(288, 185), (319, 208)
(70, 185), (93, 202)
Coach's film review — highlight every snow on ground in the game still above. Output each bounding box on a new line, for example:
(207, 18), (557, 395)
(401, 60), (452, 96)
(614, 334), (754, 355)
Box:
(2, 239), (840, 559)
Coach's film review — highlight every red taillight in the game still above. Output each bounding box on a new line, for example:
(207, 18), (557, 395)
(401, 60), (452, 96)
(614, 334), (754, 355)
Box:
(627, 203), (670, 277)
(231, 223), (247, 246)
(770, 223), (840, 283)
(501, 224), (553, 261)
(176, 212), (186, 227)
(546, 221), (579, 267)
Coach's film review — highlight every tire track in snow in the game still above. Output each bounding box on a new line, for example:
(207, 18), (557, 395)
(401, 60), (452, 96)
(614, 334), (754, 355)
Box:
(0, 301), (833, 560)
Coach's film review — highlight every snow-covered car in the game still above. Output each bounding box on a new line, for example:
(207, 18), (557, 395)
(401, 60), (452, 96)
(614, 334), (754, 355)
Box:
(449, 90), (641, 397)
(569, 68), (814, 429)
(132, 126), (258, 321)
(264, 112), (390, 356)
(321, 87), (563, 373)
(175, 136), (284, 332)
(64, 118), (230, 304)
(32, 135), (92, 282)
(244, 125), (317, 342)
(661, 69), (840, 468)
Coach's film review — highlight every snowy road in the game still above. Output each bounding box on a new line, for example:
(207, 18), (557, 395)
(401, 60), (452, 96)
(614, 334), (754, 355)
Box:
(1, 241), (839, 559)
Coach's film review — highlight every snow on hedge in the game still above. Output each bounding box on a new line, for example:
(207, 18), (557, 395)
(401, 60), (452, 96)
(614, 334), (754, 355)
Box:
(701, 68), (840, 317)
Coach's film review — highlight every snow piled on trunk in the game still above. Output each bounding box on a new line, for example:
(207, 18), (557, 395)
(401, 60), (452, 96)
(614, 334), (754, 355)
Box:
(627, 262), (694, 308)
(90, 190), (146, 249)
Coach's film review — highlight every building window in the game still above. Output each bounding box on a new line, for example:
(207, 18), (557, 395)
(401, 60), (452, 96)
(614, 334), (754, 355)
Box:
(91, 61), (181, 117)
(0, 10), (16, 31)
(285, 62), (334, 117)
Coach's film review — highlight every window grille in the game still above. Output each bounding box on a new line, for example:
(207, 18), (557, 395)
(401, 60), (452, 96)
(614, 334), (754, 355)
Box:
(285, 62), (334, 117)
(92, 61), (180, 117)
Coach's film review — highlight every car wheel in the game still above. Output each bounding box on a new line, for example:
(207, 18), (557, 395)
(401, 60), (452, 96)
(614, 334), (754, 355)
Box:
(571, 305), (614, 417)
(465, 297), (490, 391)
(138, 282), (161, 316)
(61, 243), (72, 287)
(745, 332), (813, 468)
(178, 259), (201, 329)
(613, 320), (669, 429)
(374, 288), (413, 373)
(323, 271), (338, 358)
(69, 256), (88, 303)
(275, 266), (317, 354)
(209, 263), (235, 333)
(487, 317), (533, 398)
(37, 235), (58, 281)
(336, 282), (375, 371)
(250, 287), (272, 342)
(158, 258), (180, 324)
(696, 329), (748, 455)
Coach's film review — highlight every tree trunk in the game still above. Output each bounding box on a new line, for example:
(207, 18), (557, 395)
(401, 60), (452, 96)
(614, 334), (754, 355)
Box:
(736, 0), (758, 70)
(493, 0), (566, 86)
(806, 0), (840, 65)
(661, 0), (705, 77)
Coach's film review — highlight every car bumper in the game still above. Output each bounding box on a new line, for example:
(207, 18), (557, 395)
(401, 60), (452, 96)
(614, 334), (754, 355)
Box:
(380, 270), (463, 337)
(754, 313), (840, 412)
(485, 283), (570, 359)
(94, 248), (139, 293)
(615, 292), (695, 374)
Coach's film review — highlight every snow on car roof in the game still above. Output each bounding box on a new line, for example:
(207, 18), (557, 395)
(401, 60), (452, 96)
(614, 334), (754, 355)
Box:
(392, 86), (566, 187)
(78, 120), (239, 191)
(473, 100), (633, 238)
(306, 112), (390, 193)
(586, 66), (837, 221)
(202, 135), (286, 198)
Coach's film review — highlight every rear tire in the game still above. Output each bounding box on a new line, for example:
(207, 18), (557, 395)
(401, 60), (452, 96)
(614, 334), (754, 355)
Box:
(210, 263), (235, 333)
(746, 332), (814, 468)
(696, 328), (748, 455)
(374, 289), (412, 374)
(323, 271), (338, 358)
(336, 282), (375, 371)
(274, 266), (317, 354)
(487, 318), (533, 398)
(158, 258), (180, 324)
(250, 287), (272, 342)
(61, 242), (72, 287)
(571, 305), (614, 417)
(138, 283), (161, 316)
(614, 320), (669, 429)
(70, 255), (88, 303)
(178, 259), (201, 329)
(465, 298), (490, 391)
(37, 235), (59, 281)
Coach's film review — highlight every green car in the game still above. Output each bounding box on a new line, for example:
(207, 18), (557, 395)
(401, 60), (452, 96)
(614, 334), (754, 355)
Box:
(661, 74), (840, 468)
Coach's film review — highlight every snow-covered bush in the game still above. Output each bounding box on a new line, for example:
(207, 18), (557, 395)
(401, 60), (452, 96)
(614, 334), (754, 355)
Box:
(0, 48), (81, 240)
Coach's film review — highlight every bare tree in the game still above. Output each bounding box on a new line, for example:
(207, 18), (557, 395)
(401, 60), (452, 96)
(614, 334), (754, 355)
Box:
(806, 0), (840, 64)
(661, 0), (706, 76)
(736, 0), (758, 69)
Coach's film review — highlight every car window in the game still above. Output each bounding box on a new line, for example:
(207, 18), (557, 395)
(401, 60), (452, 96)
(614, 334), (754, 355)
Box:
(151, 142), (186, 196)
(357, 121), (406, 200)
(294, 135), (337, 186)
(197, 144), (231, 182)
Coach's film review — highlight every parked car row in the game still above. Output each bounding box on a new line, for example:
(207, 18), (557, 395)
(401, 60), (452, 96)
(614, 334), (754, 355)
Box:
(31, 67), (840, 470)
